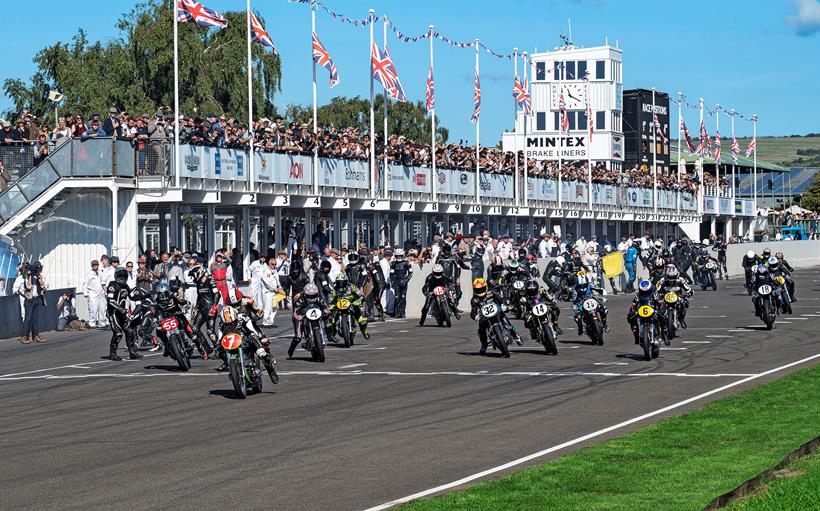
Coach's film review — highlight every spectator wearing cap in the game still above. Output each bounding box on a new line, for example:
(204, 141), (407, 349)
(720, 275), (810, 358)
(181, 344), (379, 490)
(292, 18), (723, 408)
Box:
(84, 119), (106, 138)
(102, 107), (121, 137)
(82, 259), (107, 329)
(2, 119), (21, 144)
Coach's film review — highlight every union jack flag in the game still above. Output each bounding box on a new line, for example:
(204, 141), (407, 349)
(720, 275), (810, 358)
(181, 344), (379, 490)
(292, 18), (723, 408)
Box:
(177, 0), (227, 29)
(470, 68), (481, 123)
(249, 12), (276, 54)
(512, 74), (532, 116)
(696, 121), (708, 157)
(523, 76), (532, 116)
(425, 64), (434, 112)
(371, 42), (406, 102)
(681, 119), (697, 154)
(653, 114), (667, 144)
(746, 136), (756, 157)
(559, 88), (569, 134)
(714, 130), (722, 164)
(731, 136), (740, 162)
(313, 31), (340, 88)
(587, 106), (593, 141)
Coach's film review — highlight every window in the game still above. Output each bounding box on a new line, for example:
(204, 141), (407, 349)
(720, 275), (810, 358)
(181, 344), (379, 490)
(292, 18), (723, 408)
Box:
(596, 111), (606, 130)
(554, 112), (561, 131)
(579, 111), (588, 132)
(595, 60), (605, 79)
(553, 61), (562, 80)
(577, 60), (587, 80)
(568, 112), (576, 131)
(536, 112), (547, 131)
(536, 62), (546, 80)
(566, 61), (576, 80)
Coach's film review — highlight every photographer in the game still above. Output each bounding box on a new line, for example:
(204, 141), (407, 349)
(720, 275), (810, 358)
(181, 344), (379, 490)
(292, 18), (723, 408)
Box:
(20, 261), (47, 344)
(56, 292), (87, 331)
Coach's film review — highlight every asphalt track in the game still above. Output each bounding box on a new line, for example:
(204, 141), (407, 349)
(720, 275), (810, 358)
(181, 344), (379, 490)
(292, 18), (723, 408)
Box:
(1, 269), (819, 511)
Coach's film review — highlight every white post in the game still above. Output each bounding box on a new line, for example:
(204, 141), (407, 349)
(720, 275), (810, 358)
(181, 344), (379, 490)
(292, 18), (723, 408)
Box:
(246, 0), (255, 191)
(586, 77), (592, 210)
(753, 114), (758, 211)
(111, 187), (119, 256)
(173, 4), (180, 188)
(513, 48), (519, 205)
(715, 103), (720, 201)
(699, 97), (705, 215)
(523, 51), (529, 207)
(382, 15), (388, 200)
(312, 1), (319, 195)
(651, 88), (657, 214)
(474, 38), (480, 204)
(731, 109), (736, 215)
(558, 156), (563, 208)
(430, 25), (437, 203)
(369, 8), (376, 199)
(677, 92), (682, 214)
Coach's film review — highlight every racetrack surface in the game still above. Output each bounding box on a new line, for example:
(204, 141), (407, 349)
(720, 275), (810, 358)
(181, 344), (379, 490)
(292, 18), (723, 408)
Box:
(1, 269), (818, 511)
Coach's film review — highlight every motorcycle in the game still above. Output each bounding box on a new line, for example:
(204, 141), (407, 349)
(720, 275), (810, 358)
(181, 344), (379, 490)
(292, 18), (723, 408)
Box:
(755, 282), (778, 330)
(155, 308), (193, 371)
(579, 297), (606, 346)
(220, 326), (276, 399)
(509, 278), (527, 319)
(773, 275), (793, 315)
(637, 304), (661, 361)
(330, 297), (356, 348)
(429, 285), (454, 327)
(478, 299), (512, 358)
(695, 257), (718, 291)
(302, 305), (328, 362)
(530, 302), (558, 355)
(663, 291), (681, 341)
(131, 294), (157, 350)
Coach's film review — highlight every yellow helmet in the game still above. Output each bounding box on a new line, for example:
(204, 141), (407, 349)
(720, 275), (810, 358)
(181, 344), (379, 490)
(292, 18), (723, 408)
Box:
(473, 278), (488, 297)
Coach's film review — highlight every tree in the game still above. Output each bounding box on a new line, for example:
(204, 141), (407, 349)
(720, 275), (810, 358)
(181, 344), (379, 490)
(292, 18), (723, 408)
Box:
(800, 172), (820, 212)
(285, 94), (448, 144)
(2, 0), (281, 122)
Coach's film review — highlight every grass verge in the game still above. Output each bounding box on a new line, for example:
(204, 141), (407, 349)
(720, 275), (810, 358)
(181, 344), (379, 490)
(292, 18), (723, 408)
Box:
(400, 364), (820, 511)
(722, 451), (820, 511)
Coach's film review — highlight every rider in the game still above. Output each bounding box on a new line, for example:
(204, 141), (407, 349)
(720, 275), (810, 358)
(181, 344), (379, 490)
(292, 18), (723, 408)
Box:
(469, 278), (521, 355)
(742, 250), (761, 290)
(711, 235), (728, 280)
(655, 265), (694, 328)
(314, 259), (334, 305)
(290, 283), (332, 354)
(774, 251), (796, 301)
(649, 257), (667, 285)
(542, 254), (566, 294)
(389, 248), (413, 319)
(105, 267), (143, 361)
(572, 272), (609, 336)
(673, 239), (695, 284)
(189, 258), (218, 357)
(750, 264), (775, 317)
(487, 255), (507, 289)
(419, 263), (459, 325)
(435, 242), (469, 309)
(155, 279), (210, 360)
(516, 248), (539, 279)
(522, 279), (562, 339)
(325, 273), (370, 345)
(361, 249), (386, 321)
(222, 293), (278, 383)
(626, 279), (665, 344)
(767, 256), (795, 305)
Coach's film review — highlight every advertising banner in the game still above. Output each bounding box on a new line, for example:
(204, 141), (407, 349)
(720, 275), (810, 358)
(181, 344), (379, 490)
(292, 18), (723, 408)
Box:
(319, 157), (369, 189)
(180, 145), (247, 181)
(561, 180), (588, 204)
(657, 189), (677, 210)
(480, 172), (513, 198)
(387, 165), (431, 193)
(255, 152), (313, 185)
(502, 135), (589, 160)
(528, 177), (558, 202)
(591, 183), (617, 206)
(719, 198), (733, 215)
(437, 169), (475, 196)
(703, 196), (718, 214)
(626, 187), (653, 208)
(681, 192), (697, 211)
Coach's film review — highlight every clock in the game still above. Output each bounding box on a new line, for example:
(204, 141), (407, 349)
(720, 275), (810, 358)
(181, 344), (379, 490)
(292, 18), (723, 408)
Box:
(550, 83), (586, 110)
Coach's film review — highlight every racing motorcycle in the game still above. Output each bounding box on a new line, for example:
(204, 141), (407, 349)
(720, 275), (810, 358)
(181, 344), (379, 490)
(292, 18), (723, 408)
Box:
(426, 285), (453, 328)
(301, 304), (328, 362)
(772, 275), (793, 316)
(754, 282), (779, 330)
(508, 276), (528, 319)
(131, 293), (157, 350)
(530, 302), (558, 355)
(329, 297), (357, 347)
(578, 297), (606, 346)
(478, 299), (512, 358)
(155, 307), (193, 371)
(694, 256), (718, 291)
(637, 303), (662, 361)
(220, 326), (276, 399)
(663, 291), (682, 341)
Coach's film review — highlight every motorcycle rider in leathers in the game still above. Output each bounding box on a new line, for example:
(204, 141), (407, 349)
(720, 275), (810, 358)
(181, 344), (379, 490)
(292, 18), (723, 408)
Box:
(106, 268), (144, 361)
(469, 278), (522, 355)
(419, 263), (459, 325)
(189, 257), (218, 358)
(655, 265), (694, 329)
(434, 242), (469, 309)
(389, 248), (412, 318)
(522, 279), (562, 339)
(222, 293), (278, 383)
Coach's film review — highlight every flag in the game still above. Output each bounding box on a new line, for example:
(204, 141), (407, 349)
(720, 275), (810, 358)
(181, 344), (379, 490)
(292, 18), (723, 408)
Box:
(523, 76), (532, 116)
(587, 106), (593, 141)
(746, 136), (756, 157)
(696, 121), (707, 156)
(425, 63), (434, 112)
(731, 136), (740, 162)
(512, 74), (532, 116)
(559, 88), (569, 134)
(714, 130), (722, 164)
(313, 31), (340, 88)
(371, 41), (406, 102)
(177, 0), (227, 29)
(681, 119), (697, 154)
(470, 68), (481, 123)
(653, 114), (667, 144)
(249, 11), (276, 54)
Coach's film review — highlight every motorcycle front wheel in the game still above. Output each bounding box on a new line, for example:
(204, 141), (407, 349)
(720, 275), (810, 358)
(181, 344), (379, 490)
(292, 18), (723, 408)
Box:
(491, 323), (511, 358)
(167, 333), (191, 372)
(228, 357), (248, 399)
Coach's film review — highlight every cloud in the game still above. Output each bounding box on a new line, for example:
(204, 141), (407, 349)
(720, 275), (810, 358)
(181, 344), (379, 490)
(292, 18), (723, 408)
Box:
(786, 0), (820, 36)
(462, 71), (507, 83)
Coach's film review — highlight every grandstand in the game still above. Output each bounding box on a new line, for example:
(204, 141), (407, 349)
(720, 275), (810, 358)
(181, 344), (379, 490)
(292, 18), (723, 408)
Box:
(736, 167), (819, 208)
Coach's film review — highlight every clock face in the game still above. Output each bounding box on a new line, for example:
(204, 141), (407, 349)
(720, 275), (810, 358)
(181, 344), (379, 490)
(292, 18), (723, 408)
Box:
(551, 83), (586, 110)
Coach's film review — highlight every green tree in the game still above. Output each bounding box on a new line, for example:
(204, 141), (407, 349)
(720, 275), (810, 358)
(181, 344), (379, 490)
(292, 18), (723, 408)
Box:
(285, 94), (448, 144)
(800, 172), (820, 212)
(3, 0), (280, 121)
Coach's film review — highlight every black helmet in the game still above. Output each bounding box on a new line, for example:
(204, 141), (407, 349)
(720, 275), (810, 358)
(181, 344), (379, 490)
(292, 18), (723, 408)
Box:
(518, 248), (527, 258)
(762, 248), (772, 259)
(347, 252), (360, 265)
(525, 279), (539, 297)
(30, 261), (42, 273)
(114, 267), (129, 284)
(320, 260), (331, 272)
(155, 279), (172, 302)
(335, 273), (349, 291)
(441, 243), (452, 256)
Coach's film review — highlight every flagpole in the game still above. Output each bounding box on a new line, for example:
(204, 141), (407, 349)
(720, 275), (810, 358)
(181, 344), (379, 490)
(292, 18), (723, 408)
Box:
(246, 0), (255, 191)
(474, 38), (480, 204)
(699, 97), (705, 216)
(173, 2), (180, 189)
(677, 92), (682, 214)
(312, 0), (319, 195)
(652, 88), (657, 215)
(522, 51), (529, 208)
(731, 109), (736, 215)
(369, 8), (376, 200)
(513, 48), (519, 206)
(715, 103), (720, 204)
(558, 88), (563, 210)
(586, 77), (592, 210)
(753, 114), (757, 211)
(430, 25), (437, 203)
(382, 15), (388, 200)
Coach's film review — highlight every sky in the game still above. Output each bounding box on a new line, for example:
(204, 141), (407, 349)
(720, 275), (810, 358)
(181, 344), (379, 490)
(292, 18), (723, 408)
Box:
(2, 0), (820, 144)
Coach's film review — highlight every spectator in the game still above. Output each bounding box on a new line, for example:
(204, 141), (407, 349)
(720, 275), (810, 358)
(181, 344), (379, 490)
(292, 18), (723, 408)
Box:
(82, 259), (106, 329)
(20, 261), (47, 344)
(56, 292), (84, 331)
(53, 117), (71, 142)
(0, 277), (6, 296)
(102, 107), (121, 137)
(0, 160), (10, 192)
(33, 134), (49, 166)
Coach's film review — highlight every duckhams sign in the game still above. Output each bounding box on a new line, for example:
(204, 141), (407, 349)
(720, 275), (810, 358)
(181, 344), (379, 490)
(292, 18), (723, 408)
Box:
(503, 135), (588, 160)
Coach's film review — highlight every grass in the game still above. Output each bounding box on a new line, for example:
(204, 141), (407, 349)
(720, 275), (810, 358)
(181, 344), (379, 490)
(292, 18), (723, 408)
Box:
(399, 364), (820, 511)
(723, 452), (820, 511)
(735, 136), (820, 167)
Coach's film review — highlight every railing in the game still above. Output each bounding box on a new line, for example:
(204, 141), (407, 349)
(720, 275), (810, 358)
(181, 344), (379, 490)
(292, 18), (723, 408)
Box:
(0, 140), (61, 180)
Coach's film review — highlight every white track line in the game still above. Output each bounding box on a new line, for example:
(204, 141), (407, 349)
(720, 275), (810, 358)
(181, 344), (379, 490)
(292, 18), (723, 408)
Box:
(362, 353), (820, 511)
(338, 363), (368, 370)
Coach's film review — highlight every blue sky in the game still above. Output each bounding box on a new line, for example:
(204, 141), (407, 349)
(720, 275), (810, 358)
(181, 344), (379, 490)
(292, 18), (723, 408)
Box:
(2, 0), (819, 143)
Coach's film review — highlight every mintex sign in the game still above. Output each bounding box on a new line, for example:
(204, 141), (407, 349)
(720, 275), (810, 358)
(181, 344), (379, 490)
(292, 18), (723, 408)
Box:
(504, 135), (588, 160)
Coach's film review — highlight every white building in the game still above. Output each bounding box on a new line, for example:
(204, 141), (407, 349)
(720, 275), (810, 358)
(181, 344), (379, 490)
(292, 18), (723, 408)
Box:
(503, 44), (624, 167)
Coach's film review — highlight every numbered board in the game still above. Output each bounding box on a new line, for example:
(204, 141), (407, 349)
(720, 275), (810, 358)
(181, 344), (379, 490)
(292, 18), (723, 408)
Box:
(302, 196), (322, 208)
(487, 206), (503, 216)
(272, 195), (290, 207)
(467, 205), (482, 215)
(360, 199), (390, 211)
(422, 202), (440, 213)
(506, 207), (530, 217)
(332, 198), (351, 209)
(399, 201), (416, 212)
(533, 208), (547, 217)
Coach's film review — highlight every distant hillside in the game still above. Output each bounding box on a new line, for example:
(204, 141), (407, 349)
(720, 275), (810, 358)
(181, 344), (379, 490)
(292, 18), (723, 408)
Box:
(674, 134), (820, 167)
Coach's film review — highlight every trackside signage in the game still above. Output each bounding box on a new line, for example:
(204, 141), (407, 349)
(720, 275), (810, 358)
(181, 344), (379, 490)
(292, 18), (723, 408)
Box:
(503, 135), (589, 160)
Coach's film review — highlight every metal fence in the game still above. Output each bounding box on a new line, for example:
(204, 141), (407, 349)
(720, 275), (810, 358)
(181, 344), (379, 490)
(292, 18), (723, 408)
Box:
(0, 141), (53, 180)
(139, 139), (171, 177)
